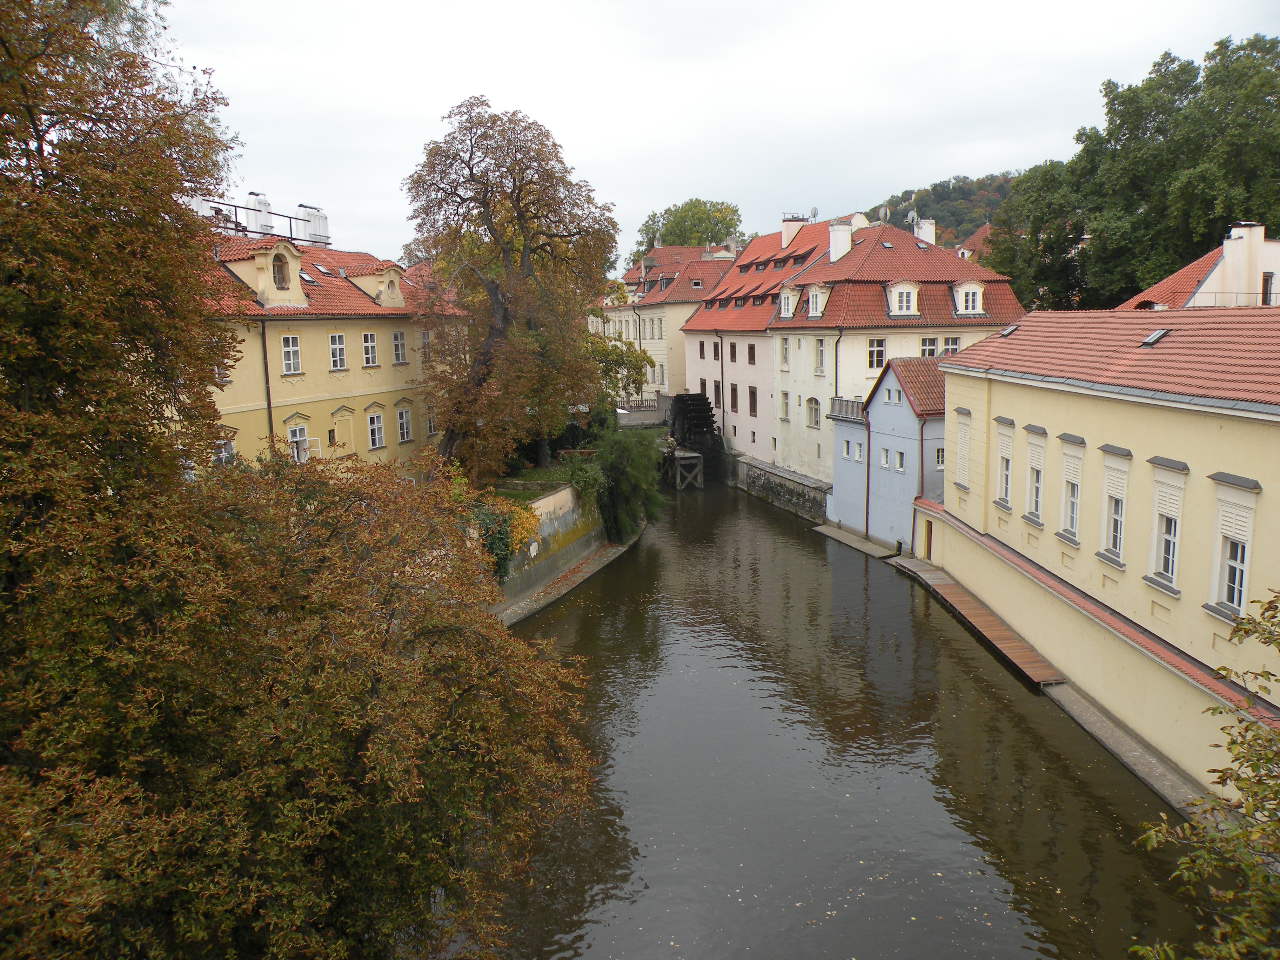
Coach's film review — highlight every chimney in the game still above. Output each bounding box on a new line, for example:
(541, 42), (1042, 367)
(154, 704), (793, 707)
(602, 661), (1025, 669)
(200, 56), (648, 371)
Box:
(295, 203), (330, 245)
(247, 192), (274, 235)
(782, 212), (806, 248)
(829, 218), (853, 262)
(850, 212), (871, 231)
(914, 218), (937, 245)
(1221, 222), (1266, 306)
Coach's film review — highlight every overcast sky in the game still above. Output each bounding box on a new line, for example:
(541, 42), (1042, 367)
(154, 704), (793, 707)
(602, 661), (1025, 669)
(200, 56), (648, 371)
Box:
(166, 0), (1277, 263)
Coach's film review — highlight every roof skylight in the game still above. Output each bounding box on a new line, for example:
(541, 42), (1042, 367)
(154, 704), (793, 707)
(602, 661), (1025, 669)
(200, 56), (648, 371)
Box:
(1140, 328), (1171, 347)
(916, 242), (928, 249)
(299, 270), (317, 284)
(882, 241), (894, 248)
(999, 324), (1019, 337)
(313, 262), (333, 276)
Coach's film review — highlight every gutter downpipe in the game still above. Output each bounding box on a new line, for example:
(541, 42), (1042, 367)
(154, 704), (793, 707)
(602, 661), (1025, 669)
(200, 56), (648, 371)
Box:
(833, 327), (844, 399)
(912, 417), (925, 556)
(717, 331), (726, 439)
(259, 318), (276, 451)
(863, 404), (872, 539)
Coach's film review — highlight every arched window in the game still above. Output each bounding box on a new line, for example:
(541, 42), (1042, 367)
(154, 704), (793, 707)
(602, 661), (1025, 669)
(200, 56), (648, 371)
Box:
(806, 397), (820, 427)
(272, 253), (289, 290)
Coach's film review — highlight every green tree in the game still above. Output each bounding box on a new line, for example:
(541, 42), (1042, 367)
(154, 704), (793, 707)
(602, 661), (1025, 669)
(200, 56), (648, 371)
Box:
(594, 429), (663, 542)
(867, 173), (1015, 246)
(406, 96), (618, 478)
(628, 198), (742, 264)
(1, 8), (589, 956)
(992, 35), (1280, 308)
(1133, 591), (1280, 960)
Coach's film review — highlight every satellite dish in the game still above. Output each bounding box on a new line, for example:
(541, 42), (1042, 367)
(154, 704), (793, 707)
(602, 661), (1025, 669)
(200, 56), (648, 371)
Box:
(809, 206), (818, 220)
(906, 209), (919, 225)
(879, 206), (890, 222)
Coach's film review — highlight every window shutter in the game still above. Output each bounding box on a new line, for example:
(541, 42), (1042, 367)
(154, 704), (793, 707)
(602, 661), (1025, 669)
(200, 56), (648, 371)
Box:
(1104, 466), (1127, 500)
(1218, 501), (1253, 542)
(1028, 441), (1045, 470)
(1154, 481), (1181, 517)
(1062, 453), (1082, 484)
(998, 431), (1012, 461)
(957, 421), (971, 486)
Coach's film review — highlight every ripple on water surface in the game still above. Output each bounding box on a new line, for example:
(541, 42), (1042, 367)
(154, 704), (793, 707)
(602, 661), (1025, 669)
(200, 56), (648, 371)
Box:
(504, 488), (1204, 960)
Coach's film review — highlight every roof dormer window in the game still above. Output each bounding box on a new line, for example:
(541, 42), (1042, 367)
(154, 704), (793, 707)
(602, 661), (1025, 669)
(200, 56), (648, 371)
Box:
(272, 253), (290, 290)
(954, 282), (985, 315)
(692, 278), (702, 288)
(661, 276), (673, 290)
(780, 292), (794, 317)
(889, 284), (919, 315)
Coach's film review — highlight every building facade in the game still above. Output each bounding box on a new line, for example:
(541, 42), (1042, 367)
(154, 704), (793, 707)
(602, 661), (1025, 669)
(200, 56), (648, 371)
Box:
(209, 236), (435, 470)
(916, 306), (1280, 790)
(1118, 221), (1280, 309)
(828, 357), (945, 549)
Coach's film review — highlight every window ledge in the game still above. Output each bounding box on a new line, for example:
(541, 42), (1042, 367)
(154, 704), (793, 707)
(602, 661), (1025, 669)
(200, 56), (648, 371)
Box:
(1094, 550), (1126, 571)
(392, 361), (410, 366)
(280, 371), (305, 378)
(953, 481), (970, 492)
(330, 366), (349, 373)
(398, 438), (414, 445)
(369, 444), (387, 451)
(992, 498), (1012, 513)
(1201, 602), (1240, 625)
(363, 364), (382, 370)
(805, 424), (819, 430)
(1054, 530), (1080, 548)
(1021, 513), (1045, 529)
(1142, 574), (1181, 599)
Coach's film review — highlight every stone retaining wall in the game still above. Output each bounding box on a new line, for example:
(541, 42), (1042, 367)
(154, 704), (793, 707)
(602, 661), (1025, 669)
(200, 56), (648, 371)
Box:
(728, 454), (832, 524)
(502, 484), (606, 602)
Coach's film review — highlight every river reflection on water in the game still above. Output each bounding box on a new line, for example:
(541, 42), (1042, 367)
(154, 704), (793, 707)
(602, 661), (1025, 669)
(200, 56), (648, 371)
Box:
(505, 487), (1201, 959)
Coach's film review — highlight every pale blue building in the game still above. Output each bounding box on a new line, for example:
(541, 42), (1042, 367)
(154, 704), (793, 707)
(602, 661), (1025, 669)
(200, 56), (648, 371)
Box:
(827, 357), (946, 552)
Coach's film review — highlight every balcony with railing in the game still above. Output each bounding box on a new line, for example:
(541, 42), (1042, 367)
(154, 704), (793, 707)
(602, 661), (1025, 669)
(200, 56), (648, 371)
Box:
(828, 396), (865, 422)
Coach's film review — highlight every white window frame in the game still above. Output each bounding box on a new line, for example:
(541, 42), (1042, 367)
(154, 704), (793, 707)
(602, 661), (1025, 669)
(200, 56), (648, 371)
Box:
(780, 391), (790, 420)
(780, 292), (794, 317)
(397, 407), (412, 443)
(854, 441), (864, 462)
(996, 425), (1013, 504)
(1155, 514), (1179, 582)
(1209, 482), (1257, 614)
(781, 337), (790, 368)
(806, 397), (820, 428)
(943, 336), (961, 355)
(868, 337), (886, 369)
(368, 412), (385, 449)
(815, 338), (825, 374)
(842, 439), (851, 459)
(935, 447), (945, 470)
(808, 289), (822, 317)
(329, 333), (346, 370)
(920, 337), (938, 357)
(1101, 455), (1129, 561)
(999, 456), (1012, 502)
(392, 330), (407, 364)
(893, 287), (915, 314)
(1026, 438), (1045, 520)
(894, 450), (906, 473)
(288, 424), (309, 463)
(880, 447), (890, 469)
(1148, 470), (1185, 586)
(282, 334), (301, 374)
(213, 438), (236, 465)
(362, 332), (378, 367)
(1064, 480), (1080, 536)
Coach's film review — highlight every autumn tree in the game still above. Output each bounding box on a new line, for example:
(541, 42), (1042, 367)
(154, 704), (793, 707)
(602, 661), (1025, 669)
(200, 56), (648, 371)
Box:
(406, 97), (618, 476)
(2, 8), (590, 957)
(1134, 591), (1280, 960)
(989, 35), (1280, 308)
(629, 197), (743, 265)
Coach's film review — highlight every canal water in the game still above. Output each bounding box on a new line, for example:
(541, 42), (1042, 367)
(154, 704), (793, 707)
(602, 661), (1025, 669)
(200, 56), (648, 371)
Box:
(506, 487), (1203, 959)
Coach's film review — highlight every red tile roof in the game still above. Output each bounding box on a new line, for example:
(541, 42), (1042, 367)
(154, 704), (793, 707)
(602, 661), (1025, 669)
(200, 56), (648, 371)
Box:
(879, 355), (945, 418)
(622, 257), (734, 307)
(945, 305), (1280, 410)
(799, 224), (1009, 285)
(622, 244), (730, 284)
(207, 237), (413, 318)
(958, 223), (993, 259)
(684, 219), (836, 332)
(773, 276), (1024, 330)
(1115, 247), (1223, 310)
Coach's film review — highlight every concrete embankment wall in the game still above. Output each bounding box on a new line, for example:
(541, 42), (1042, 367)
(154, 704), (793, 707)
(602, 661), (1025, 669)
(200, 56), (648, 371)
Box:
(502, 485), (606, 602)
(728, 454), (832, 524)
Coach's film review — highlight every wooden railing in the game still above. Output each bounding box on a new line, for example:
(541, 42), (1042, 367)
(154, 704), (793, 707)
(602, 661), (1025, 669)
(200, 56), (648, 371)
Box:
(829, 396), (865, 421)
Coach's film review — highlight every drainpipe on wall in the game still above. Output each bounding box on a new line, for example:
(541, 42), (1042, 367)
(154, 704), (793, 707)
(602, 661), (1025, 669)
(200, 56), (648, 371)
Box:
(833, 327), (844, 399)
(259, 319), (276, 451)
(912, 417), (925, 556)
(717, 331), (726, 440)
(863, 405), (872, 539)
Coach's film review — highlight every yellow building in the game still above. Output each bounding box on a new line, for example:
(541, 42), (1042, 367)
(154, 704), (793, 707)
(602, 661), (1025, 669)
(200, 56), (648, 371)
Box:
(209, 235), (435, 469)
(915, 306), (1280, 791)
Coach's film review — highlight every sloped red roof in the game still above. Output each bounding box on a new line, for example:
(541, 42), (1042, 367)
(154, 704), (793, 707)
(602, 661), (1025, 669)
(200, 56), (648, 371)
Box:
(685, 219), (836, 332)
(771, 259), (1024, 330)
(886, 356), (946, 417)
(401, 261), (463, 317)
(959, 223), (993, 259)
(946, 306), (1280, 410)
(798, 224), (1009, 285)
(1115, 247), (1222, 310)
(208, 238), (412, 318)
(622, 244), (730, 284)
(625, 257), (733, 307)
